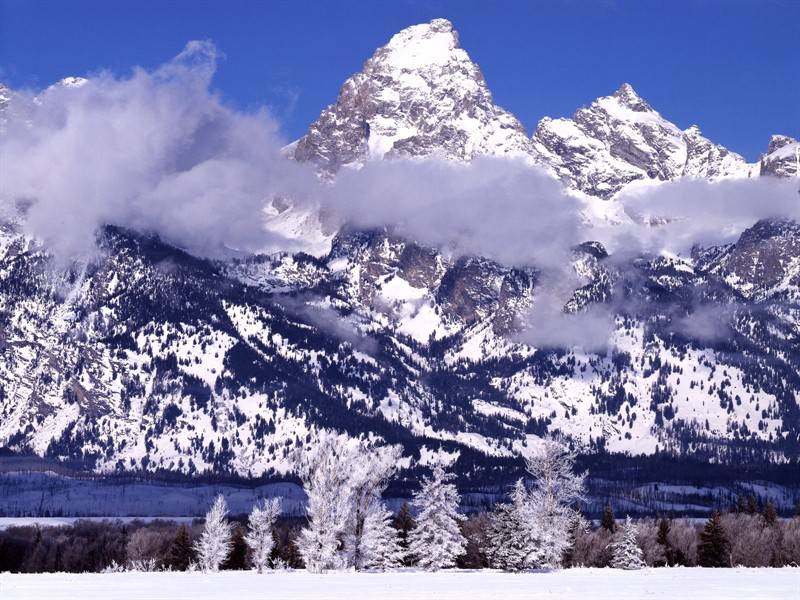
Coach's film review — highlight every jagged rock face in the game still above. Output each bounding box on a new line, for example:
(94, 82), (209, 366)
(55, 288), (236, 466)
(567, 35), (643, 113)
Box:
(2, 218), (799, 478)
(532, 84), (751, 198)
(700, 219), (800, 301)
(760, 135), (799, 178)
(293, 19), (536, 171)
(683, 125), (754, 180)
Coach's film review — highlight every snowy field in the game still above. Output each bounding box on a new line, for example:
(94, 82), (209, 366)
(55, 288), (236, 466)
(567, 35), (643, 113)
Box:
(1, 568), (798, 600)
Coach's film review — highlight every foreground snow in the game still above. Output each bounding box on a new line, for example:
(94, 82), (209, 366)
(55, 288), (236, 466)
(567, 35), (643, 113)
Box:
(1, 568), (797, 600)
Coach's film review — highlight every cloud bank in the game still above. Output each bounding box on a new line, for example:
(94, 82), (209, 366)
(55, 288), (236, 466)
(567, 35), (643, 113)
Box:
(0, 41), (318, 261)
(2, 41), (799, 351)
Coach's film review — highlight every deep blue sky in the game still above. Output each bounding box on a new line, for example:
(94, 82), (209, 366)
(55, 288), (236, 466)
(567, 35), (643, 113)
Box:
(1, 0), (797, 160)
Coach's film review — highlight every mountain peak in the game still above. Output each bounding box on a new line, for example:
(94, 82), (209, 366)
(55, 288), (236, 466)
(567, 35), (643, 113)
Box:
(760, 134), (799, 178)
(380, 18), (461, 70)
(611, 82), (651, 112)
(293, 19), (534, 169)
(532, 83), (749, 198)
(766, 134), (798, 154)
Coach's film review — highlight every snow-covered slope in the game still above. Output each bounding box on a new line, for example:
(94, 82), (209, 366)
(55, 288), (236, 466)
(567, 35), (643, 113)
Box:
(532, 83), (752, 198)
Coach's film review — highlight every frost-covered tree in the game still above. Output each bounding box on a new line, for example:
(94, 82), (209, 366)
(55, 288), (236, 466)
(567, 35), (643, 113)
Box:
(295, 435), (354, 572)
(343, 444), (403, 570)
(525, 439), (587, 568)
(357, 502), (405, 570)
(487, 479), (538, 570)
(611, 516), (646, 570)
(295, 433), (403, 572)
(245, 497), (282, 573)
(408, 463), (466, 570)
(194, 494), (233, 572)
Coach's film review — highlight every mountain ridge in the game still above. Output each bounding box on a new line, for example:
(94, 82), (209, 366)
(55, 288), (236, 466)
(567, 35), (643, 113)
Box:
(0, 18), (799, 495)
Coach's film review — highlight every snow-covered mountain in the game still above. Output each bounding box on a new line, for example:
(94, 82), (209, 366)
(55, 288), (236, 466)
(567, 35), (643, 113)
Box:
(293, 19), (536, 171)
(1, 19), (799, 492)
(760, 135), (799, 178)
(532, 83), (753, 199)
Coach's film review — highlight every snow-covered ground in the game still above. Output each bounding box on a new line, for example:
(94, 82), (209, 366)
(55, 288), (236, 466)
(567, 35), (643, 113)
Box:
(1, 569), (797, 600)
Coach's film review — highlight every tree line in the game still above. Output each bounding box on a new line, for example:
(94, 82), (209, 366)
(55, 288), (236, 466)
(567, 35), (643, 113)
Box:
(1, 436), (799, 573)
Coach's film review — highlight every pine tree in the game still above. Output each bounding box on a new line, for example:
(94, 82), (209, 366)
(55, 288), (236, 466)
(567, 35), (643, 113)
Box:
(745, 496), (758, 515)
(223, 524), (248, 570)
(357, 502), (405, 570)
(408, 464), (466, 570)
(165, 524), (194, 571)
(392, 501), (415, 565)
(601, 505), (616, 532)
(245, 497), (281, 573)
(487, 479), (538, 571)
(656, 517), (673, 566)
(610, 516), (646, 569)
(562, 511), (588, 568)
(697, 511), (730, 568)
(763, 501), (778, 526)
(194, 494), (233, 572)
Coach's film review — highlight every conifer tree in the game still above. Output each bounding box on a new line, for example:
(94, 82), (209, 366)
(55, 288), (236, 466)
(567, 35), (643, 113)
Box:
(610, 516), (646, 569)
(562, 511), (588, 567)
(224, 524), (248, 570)
(245, 498), (281, 573)
(487, 479), (537, 570)
(165, 525), (194, 571)
(763, 501), (778, 526)
(194, 495), (233, 572)
(392, 501), (416, 565)
(408, 464), (466, 570)
(357, 503), (405, 570)
(601, 505), (616, 532)
(697, 511), (730, 568)
(656, 517), (673, 566)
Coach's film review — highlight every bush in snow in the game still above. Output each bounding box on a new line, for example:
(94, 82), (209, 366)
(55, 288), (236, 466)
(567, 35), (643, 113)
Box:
(408, 463), (466, 570)
(126, 528), (167, 571)
(245, 497), (282, 573)
(611, 516), (646, 570)
(194, 494), (233, 572)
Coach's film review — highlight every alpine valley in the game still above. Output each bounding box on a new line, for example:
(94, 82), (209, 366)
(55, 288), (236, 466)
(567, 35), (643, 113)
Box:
(1, 19), (799, 516)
